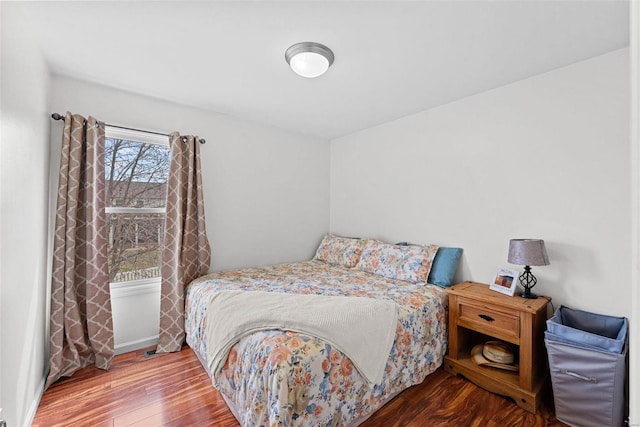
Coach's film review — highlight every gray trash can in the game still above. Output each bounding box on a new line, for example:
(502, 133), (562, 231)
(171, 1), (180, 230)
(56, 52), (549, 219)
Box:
(545, 306), (628, 427)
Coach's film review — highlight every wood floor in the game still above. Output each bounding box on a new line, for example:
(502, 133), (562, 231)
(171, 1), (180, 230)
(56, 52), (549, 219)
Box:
(33, 346), (567, 427)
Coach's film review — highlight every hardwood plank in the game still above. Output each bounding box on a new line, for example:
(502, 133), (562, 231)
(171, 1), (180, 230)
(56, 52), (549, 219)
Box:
(33, 346), (567, 426)
(114, 401), (175, 427)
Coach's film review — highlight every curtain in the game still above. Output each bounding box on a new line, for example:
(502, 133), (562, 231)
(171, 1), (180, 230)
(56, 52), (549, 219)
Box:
(46, 112), (114, 389)
(157, 133), (211, 353)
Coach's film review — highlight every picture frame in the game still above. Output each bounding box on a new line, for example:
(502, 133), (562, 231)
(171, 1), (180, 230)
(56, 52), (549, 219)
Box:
(490, 268), (520, 296)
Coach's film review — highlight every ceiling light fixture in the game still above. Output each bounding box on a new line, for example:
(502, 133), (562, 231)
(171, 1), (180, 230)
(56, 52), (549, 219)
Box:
(285, 42), (334, 78)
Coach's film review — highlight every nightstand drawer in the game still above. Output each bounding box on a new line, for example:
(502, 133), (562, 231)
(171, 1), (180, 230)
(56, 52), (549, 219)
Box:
(457, 299), (520, 341)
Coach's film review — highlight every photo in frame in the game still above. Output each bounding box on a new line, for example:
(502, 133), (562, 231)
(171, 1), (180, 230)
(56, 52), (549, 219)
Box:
(490, 268), (520, 296)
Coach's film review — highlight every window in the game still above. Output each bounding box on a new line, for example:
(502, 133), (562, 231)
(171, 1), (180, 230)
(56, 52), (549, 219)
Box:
(105, 127), (170, 286)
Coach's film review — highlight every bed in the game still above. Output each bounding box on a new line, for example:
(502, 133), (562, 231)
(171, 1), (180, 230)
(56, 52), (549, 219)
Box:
(185, 235), (458, 426)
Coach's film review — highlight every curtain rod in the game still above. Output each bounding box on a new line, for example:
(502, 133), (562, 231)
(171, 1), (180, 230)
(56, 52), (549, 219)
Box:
(50, 113), (206, 144)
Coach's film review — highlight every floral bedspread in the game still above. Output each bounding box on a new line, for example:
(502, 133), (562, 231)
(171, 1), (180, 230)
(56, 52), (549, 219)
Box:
(185, 260), (448, 427)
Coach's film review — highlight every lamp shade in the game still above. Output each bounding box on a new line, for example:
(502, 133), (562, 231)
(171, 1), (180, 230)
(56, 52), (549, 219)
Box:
(507, 239), (550, 266)
(285, 42), (334, 78)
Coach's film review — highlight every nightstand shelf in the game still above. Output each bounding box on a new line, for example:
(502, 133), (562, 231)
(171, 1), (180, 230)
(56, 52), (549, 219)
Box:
(444, 281), (550, 413)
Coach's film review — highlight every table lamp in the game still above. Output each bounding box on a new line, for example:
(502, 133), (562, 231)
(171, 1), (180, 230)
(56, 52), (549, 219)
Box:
(507, 239), (550, 299)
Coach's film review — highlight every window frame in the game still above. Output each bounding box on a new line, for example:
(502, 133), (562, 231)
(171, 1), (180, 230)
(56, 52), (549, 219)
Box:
(105, 126), (170, 289)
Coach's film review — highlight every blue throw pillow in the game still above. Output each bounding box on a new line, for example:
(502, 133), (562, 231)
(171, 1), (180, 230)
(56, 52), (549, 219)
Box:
(427, 247), (463, 288)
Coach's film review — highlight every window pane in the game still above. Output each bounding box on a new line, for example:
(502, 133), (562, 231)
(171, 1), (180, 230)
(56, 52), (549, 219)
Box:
(105, 138), (170, 283)
(107, 212), (164, 283)
(105, 138), (169, 209)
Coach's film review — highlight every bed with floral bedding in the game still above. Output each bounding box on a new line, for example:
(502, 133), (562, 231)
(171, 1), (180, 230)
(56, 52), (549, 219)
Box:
(184, 235), (454, 426)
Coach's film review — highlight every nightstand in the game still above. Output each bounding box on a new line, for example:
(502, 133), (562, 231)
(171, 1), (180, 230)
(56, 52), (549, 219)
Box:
(444, 281), (550, 413)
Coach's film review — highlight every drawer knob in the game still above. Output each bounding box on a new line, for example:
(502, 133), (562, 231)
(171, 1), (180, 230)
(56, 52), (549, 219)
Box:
(478, 314), (495, 322)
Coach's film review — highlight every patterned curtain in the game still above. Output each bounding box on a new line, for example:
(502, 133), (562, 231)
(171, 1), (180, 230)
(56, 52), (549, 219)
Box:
(46, 112), (114, 389)
(157, 133), (211, 353)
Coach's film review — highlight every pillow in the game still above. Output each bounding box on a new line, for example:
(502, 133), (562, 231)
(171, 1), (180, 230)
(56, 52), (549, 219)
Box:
(356, 239), (439, 283)
(313, 234), (364, 268)
(427, 247), (463, 288)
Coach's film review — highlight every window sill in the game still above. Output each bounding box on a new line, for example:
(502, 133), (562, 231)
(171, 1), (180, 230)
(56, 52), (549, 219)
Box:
(110, 278), (161, 297)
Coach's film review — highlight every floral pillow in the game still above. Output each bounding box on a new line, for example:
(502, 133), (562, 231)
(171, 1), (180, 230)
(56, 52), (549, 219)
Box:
(356, 240), (439, 283)
(313, 234), (364, 268)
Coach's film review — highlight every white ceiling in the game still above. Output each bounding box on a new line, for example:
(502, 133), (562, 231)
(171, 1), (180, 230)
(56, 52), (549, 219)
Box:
(15, 1), (629, 140)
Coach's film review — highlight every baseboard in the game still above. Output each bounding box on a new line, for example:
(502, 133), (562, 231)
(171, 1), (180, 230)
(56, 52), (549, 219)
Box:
(24, 374), (46, 427)
(115, 335), (159, 355)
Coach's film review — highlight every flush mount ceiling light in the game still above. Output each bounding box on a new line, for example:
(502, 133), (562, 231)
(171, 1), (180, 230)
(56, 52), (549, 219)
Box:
(285, 42), (335, 78)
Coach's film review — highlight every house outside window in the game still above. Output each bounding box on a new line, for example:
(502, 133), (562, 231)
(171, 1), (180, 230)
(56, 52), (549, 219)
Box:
(104, 127), (170, 287)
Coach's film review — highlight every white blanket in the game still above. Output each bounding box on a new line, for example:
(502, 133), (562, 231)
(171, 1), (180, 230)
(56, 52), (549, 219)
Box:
(204, 289), (398, 387)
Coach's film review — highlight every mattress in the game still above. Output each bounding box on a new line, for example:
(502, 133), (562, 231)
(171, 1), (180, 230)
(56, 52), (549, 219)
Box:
(185, 259), (448, 426)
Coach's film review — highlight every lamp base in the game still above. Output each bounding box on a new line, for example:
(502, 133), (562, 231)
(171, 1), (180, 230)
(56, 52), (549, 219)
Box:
(518, 266), (538, 299)
(519, 290), (538, 299)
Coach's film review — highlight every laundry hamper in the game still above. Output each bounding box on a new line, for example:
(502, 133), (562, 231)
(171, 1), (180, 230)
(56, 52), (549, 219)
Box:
(544, 306), (628, 427)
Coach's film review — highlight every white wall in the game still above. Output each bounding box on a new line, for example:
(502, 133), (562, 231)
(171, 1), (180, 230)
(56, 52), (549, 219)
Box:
(630, 2), (639, 421)
(331, 48), (630, 319)
(49, 76), (330, 354)
(0, 4), (51, 427)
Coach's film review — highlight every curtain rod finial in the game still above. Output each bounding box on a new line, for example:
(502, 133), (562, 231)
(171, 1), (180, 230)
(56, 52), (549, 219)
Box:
(51, 113), (65, 121)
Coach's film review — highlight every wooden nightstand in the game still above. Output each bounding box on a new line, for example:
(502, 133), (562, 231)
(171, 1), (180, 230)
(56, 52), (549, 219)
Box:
(444, 281), (550, 413)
